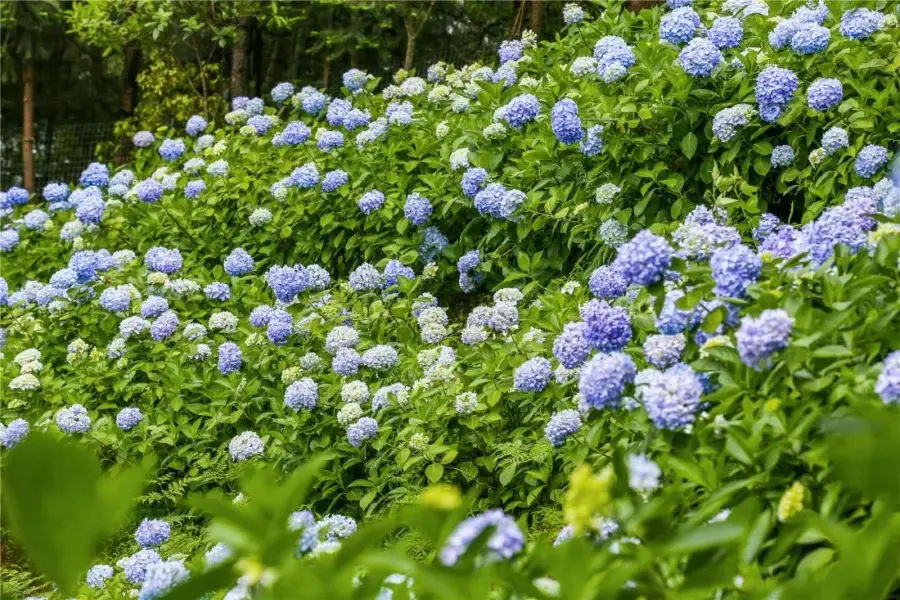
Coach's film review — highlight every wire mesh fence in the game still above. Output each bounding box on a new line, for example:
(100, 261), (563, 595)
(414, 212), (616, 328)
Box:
(1, 122), (116, 190)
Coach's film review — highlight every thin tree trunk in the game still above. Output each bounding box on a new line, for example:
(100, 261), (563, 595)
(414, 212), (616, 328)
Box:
(530, 0), (541, 36)
(230, 17), (250, 98)
(116, 43), (140, 164)
(323, 58), (331, 90)
(252, 22), (263, 98)
(511, 0), (526, 37)
(22, 58), (35, 193)
(404, 32), (416, 71)
(264, 37), (280, 92)
(626, 0), (664, 12)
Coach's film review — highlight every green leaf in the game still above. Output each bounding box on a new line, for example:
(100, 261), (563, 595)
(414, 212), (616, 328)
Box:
(499, 464), (517, 486)
(681, 132), (698, 159)
(425, 463), (444, 483)
(666, 522), (744, 555)
(1, 433), (146, 592)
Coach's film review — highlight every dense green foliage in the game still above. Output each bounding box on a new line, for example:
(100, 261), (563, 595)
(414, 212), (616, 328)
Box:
(2, 1), (900, 599)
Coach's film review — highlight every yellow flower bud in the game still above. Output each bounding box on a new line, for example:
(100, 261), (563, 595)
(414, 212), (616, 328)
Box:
(564, 464), (614, 535)
(777, 482), (805, 522)
(422, 484), (462, 511)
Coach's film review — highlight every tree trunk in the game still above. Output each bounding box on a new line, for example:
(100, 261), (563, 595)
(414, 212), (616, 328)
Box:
(116, 43), (140, 164)
(230, 17), (250, 98)
(404, 33), (416, 71)
(22, 58), (35, 193)
(626, 0), (664, 12)
(265, 37), (280, 92)
(323, 58), (331, 90)
(511, 0), (526, 36)
(252, 22), (263, 98)
(530, 0), (541, 36)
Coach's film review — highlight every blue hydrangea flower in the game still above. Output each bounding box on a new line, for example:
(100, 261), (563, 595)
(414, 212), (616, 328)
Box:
(333, 347), (361, 376)
(553, 322), (591, 368)
(735, 309), (793, 368)
(580, 124), (604, 156)
(291, 163), (320, 189)
(563, 3), (584, 24)
(790, 23), (830, 54)
(354, 189), (384, 215)
(265, 264), (309, 302)
(271, 81), (294, 103)
(628, 453), (662, 493)
(204, 282), (230, 301)
(224, 248), (254, 276)
(116, 407), (143, 431)
(249, 305), (273, 328)
(343, 69), (369, 92)
(150, 311), (179, 341)
(404, 193), (432, 226)
(279, 121), (311, 146)
(614, 230), (673, 286)
(120, 316), (150, 339)
(144, 247), (182, 274)
(855, 145), (888, 178)
(807, 78), (843, 111)
(158, 139), (185, 161)
(218, 342), (242, 375)
(708, 16), (743, 48)
(439, 509), (524, 566)
(659, 7), (702, 44)
(382, 260), (414, 288)
(327, 99), (352, 127)
(593, 35), (635, 80)
(24, 209), (50, 230)
(185, 180), (206, 199)
(474, 183), (506, 218)
(498, 39), (524, 64)
(876, 351), (900, 404)
(839, 8), (883, 40)
(343, 108), (371, 131)
(349, 262), (382, 291)
(266, 309), (294, 345)
(461, 167), (489, 198)
(678, 38), (722, 77)
(56, 404), (91, 434)
(321, 170), (349, 193)
(457, 250), (481, 273)
(770, 145), (795, 168)
(138, 560), (188, 600)
(99, 286), (132, 312)
(317, 129), (345, 152)
(118, 549), (161, 584)
(711, 243), (761, 298)
(644, 334), (686, 369)
(578, 352), (637, 409)
(135, 519), (171, 548)
(228, 430), (263, 460)
(305, 264), (331, 290)
(361, 345), (399, 369)
(638, 364), (703, 429)
(419, 226), (448, 263)
(822, 127), (849, 155)
(513, 357), (552, 392)
(754, 214), (781, 244)
(545, 409), (583, 446)
(1, 419), (29, 448)
(347, 417), (379, 447)
(386, 101), (414, 126)
(87, 564), (114, 589)
(298, 87), (327, 114)
(186, 115), (207, 137)
(135, 179), (164, 203)
(501, 94), (540, 128)
(0, 230), (19, 252)
(42, 182), (69, 203)
(581, 299), (632, 351)
(133, 131), (154, 148)
(755, 66), (799, 122)
(80, 162), (109, 187)
(551, 99), (583, 145)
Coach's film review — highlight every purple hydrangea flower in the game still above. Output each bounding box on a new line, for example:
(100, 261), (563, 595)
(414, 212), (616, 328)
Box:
(708, 16), (743, 49)
(513, 357), (552, 392)
(439, 509), (524, 566)
(553, 322), (592, 368)
(660, 7), (702, 45)
(404, 193), (432, 226)
(807, 78), (843, 111)
(735, 309), (793, 368)
(218, 342), (242, 375)
(710, 243), (761, 298)
(581, 299), (631, 351)
(614, 230), (673, 286)
(678, 38), (723, 77)
(135, 519), (170, 548)
(578, 352), (637, 408)
(551, 99), (583, 145)
(224, 248), (254, 276)
(876, 351), (900, 404)
(756, 66), (799, 122)
(855, 145), (888, 178)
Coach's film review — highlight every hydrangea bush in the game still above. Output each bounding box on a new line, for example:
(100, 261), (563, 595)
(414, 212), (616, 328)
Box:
(2, 2), (900, 599)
